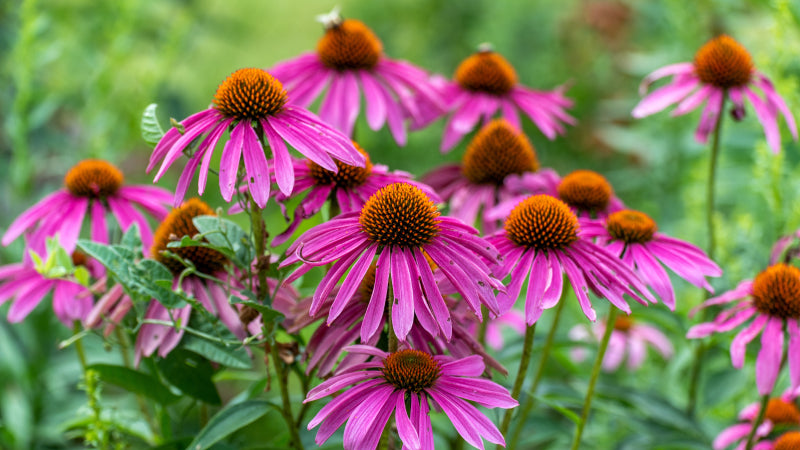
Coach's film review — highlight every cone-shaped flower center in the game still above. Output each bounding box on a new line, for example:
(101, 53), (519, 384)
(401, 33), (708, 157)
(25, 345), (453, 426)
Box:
(308, 142), (373, 188)
(752, 264), (800, 319)
(462, 119), (538, 185)
(765, 398), (800, 426)
(455, 50), (518, 96)
(505, 195), (579, 250)
(606, 210), (657, 244)
(557, 170), (613, 214)
(357, 263), (378, 301)
(317, 19), (383, 71)
(152, 198), (228, 276)
(213, 68), (288, 121)
(694, 35), (753, 89)
(71, 251), (88, 268)
(775, 431), (800, 450)
(359, 183), (440, 248)
(381, 349), (441, 393)
(613, 316), (634, 332)
(65, 159), (123, 198)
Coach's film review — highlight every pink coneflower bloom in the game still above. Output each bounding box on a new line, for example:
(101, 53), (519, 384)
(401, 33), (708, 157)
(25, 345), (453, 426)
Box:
(688, 263), (800, 395)
(147, 68), (364, 208)
(134, 199), (246, 363)
(0, 251), (93, 325)
(2, 159), (171, 255)
(488, 194), (655, 324)
(632, 35), (797, 153)
(432, 46), (575, 153)
(579, 209), (721, 310)
(713, 388), (800, 450)
(569, 315), (674, 371)
(305, 345), (518, 450)
(424, 119), (559, 234)
(269, 14), (443, 145)
(758, 431), (800, 450)
(280, 182), (502, 342)
(272, 142), (428, 246)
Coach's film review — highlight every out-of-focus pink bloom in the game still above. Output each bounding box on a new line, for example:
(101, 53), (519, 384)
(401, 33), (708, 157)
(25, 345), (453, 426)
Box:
(713, 388), (800, 450)
(270, 14), (444, 145)
(3, 159), (171, 255)
(147, 68), (363, 208)
(425, 46), (575, 153)
(633, 35), (797, 154)
(569, 315), (673, 371)
(688, 264), (800, 395)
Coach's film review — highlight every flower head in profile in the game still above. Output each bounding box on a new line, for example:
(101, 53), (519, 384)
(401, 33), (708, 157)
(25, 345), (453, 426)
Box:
(147, 68), (364, 208)
(431, 46), (575, 152)
(271, 142), (428, 246)
(713, 388), (800, 450)
(280, 182), (502, 342)
(3, 159), (172, 255)
(579, 209), (721, 310)
(424, 119), (559, 233)
(269, 13), (444, 145)
(688, 264), (800, 395)
(633, 35), (797, 153)
(134, 199), (246, 363)
(0, 251), (94, 325)
(569, 315), (674, 371)
(305, 345), (517, 450)
(488, 194), (655, 324)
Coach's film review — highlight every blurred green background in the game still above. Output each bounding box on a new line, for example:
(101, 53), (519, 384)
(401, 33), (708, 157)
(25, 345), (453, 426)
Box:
(1, 0), (800, 448)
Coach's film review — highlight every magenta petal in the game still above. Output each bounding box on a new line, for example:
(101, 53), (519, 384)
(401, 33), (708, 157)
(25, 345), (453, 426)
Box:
(261, 119), (294, 196)
(362, 249), (391, 342)
(790, 320), (800, 390)
(240, 124), (271, 208)
(756, 316), (784, 395)
(391, 247), (415, 340)
(219, 122), (245, 201)
(395, 392), (421, 450)
(731, 314), (768, 368)
(360, 72), (388, 130)
(343, 387), (395, 450)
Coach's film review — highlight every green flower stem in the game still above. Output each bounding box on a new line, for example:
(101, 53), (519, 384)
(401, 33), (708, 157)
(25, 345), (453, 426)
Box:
(73, 322), (88, 370)
(744, 394), (770, 450)
(509, 294), (568, 449)
(570, 306), (620, 450)
(687, 97), (726, 416)
(498, 323), (537, 446)
(477, 304), (489, 346)
(249, 200), (303, 450)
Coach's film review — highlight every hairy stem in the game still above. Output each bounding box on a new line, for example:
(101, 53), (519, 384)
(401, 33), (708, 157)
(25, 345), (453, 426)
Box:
(498, 323), (536, 446)
(570, 307), (619, 450)
(509, 295), (567, 448)
(744, 394), (770, 450)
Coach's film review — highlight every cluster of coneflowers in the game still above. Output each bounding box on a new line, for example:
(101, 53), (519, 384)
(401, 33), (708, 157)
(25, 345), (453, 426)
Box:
(1, 10), (798, 450)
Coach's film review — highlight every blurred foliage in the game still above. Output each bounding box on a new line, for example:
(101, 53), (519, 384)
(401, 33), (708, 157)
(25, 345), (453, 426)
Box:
(2, 0), (800, 448)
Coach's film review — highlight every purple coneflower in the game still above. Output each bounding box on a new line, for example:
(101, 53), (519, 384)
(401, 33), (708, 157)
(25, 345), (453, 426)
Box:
(688, 263), (800, 395)
(488, 194), (655, 324)
(147, 68), (364, 208)
(714, 388), (800, 450)
(0, 251), (93, 325)
(424, 119), (559, 234)
(134, 199), (246, 363)
(305, 345), (517, 450)
(431, 46), (575, 152)
(633, 35), (797, 153)
(579, 209), (721, 310)
(760, 431), (800, 450)
(269, 13), (443, 145)
(272, 142), (428, 246)
(281, 182), (502, 342)
(569, 315), (674, 371)
(3, 159), (171, 255)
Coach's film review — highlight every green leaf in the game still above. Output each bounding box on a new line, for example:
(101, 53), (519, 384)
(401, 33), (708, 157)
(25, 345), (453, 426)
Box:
(187, 400), (272, 450)
(141, 103), (165, 147)
(157, 349), (221, 405)
(132, 259), (189, 309)
(120, 224), (143, 253)
(229, 297), (283, 323)
(77, 240), (134, 282)
(193, 216), (253, 268)
(87, 364), (179, 405)
(73, 266), (90, 287)
(182, 320), (251, 369)
(167, 235), (237, 262)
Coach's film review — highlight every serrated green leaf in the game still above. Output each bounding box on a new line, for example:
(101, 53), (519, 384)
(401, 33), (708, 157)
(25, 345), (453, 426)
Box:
(192, 216), (253, 268)
(120, 224), (143, 252)
(229, 297), (283, 323)
(88, 364), (179, 405)
(157, 349), (221, 405)
(77, 240), (133, 282)
(167, 235), (237, 261)
(187, 400), (272, 450)
(182, 320), (251, 369)
(141, 104), (165, 147)
(133, 259), (188, 309)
